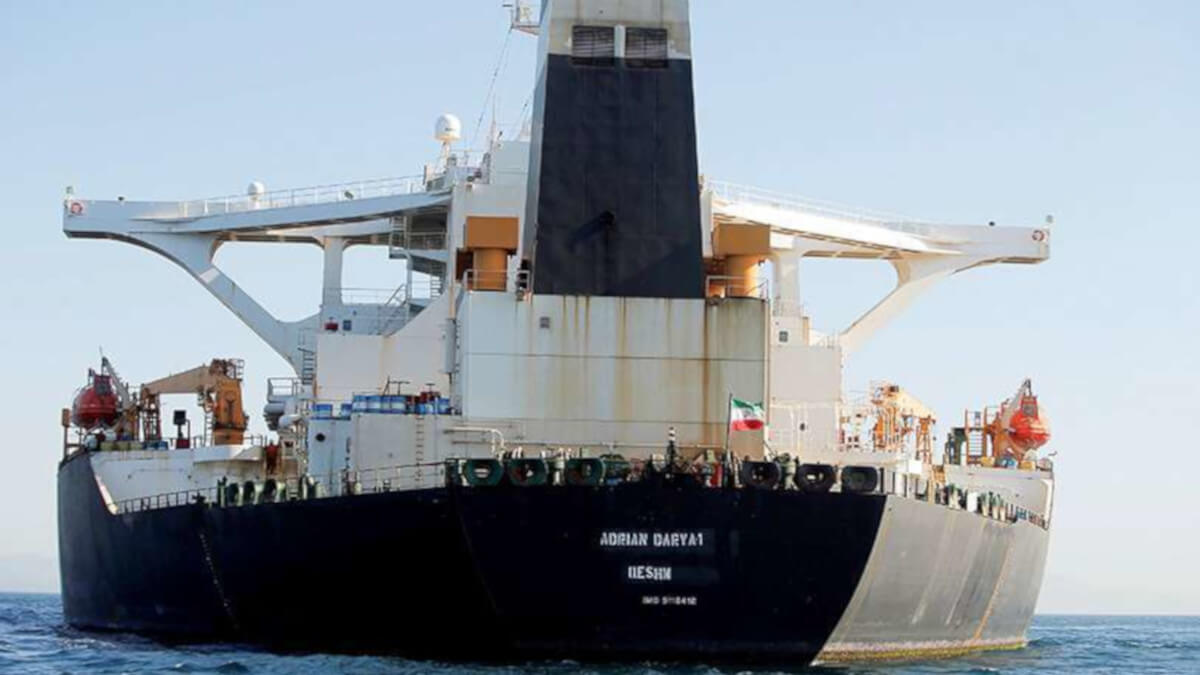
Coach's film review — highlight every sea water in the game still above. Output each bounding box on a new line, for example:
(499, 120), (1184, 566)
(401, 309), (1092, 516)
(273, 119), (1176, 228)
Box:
(1, 594), (1196, 674)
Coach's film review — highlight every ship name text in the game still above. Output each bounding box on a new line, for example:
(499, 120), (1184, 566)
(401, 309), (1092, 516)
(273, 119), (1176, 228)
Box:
(599, 531), (705, 548)
(628, 565), (672, 581)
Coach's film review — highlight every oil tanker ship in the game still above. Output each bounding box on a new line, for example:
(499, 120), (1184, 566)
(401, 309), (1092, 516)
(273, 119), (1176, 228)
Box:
(57, 1), (1056, 665)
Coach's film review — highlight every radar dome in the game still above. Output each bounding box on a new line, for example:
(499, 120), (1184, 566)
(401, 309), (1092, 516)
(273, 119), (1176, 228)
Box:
(434, 114), (462, 144)
(247, 181), (266, 198)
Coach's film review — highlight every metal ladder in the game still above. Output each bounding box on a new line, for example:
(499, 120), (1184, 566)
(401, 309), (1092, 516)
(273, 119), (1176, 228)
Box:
(966, 429), (985, 458)
(201, 405), (213, 446)
(413, 414), (426, 487)
(299, 348), (316, 386)
(141, 395), (161, 442)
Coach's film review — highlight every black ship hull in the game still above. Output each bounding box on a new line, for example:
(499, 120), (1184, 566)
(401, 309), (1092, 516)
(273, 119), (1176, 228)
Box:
(58, 453), (1048, 665)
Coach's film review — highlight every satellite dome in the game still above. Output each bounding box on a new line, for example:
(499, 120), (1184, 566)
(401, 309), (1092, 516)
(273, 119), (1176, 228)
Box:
(434, 114), (462, 143)
(246, 181), (266, 198)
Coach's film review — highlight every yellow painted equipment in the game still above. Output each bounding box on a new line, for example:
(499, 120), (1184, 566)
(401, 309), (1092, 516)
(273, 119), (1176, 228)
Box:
(140, 359), (247, 445)
(464, 216), (519, 291)
(711, 222), (770, 297)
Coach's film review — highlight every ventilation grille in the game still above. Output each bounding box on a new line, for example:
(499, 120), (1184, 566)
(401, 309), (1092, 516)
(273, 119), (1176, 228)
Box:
(626, 27), (668, 68)
(572, 25), (615, 65)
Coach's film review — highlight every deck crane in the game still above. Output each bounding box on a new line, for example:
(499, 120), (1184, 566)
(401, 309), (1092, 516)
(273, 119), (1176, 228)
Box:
(139, 359), (248, 446)
(99, 356), (133, 409)
(95, 356), (141, 439)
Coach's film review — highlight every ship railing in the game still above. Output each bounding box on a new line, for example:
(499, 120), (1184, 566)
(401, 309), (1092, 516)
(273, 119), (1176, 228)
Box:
(100, 440), (1055, 529)
(109, 461), (446, 515)
(267, 377), (302, 400)
(864, 466), (1051, 530)
(770, 299), (806, 318)
(424, 162), (485, 190)
(814, 333), (841, 349)
(704, 275), (769, 300)
(177, 175), (429, 218)
(397, 232), (449, 252)
(339, 281), (443, 306)
(114, 486), (219, 515)
(104, 456), (1051, 530)
(460, 268), (531, 295)
(930, 481), (1051, 530)
(705, 179), (927, 228)
(264, 462), (449, 500)
(172, 434), (272, 450)
(907, 466), (1053, 528)
(323, 462), (447, 497)
(90, 434), (272, 452)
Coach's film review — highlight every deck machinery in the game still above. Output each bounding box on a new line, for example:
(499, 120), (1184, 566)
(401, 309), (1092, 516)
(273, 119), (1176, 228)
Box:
(56, 0), (1054, 665)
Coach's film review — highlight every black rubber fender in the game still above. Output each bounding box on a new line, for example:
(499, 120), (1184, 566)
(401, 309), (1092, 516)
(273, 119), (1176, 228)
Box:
(261, 478), (280, 503)
(565, 458), (606, 486)
(796, 463), (836, 493)
(840, 466), (879, 494)
(463, 458), (505, 487)
(740, 460), (782, 490)
(506, 458), (549, 486)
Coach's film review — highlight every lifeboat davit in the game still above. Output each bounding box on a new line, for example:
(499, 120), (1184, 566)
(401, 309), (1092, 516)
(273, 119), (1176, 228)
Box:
(999, 379), (1050, 452)
(71, 371), (120, 429)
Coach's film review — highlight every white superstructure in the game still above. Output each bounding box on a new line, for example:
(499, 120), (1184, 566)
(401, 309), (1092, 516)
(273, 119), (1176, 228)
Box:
(63, 108), (1051, 518)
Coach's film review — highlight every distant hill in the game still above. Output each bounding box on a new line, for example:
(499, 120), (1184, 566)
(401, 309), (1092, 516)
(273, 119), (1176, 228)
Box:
(0, 554), (59, 593)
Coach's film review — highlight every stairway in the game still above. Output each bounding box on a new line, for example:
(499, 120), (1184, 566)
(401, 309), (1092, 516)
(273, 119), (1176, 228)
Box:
(389, 214), (448, 272)
(387, 216), (409, 260)
(384, 214), (448, 335)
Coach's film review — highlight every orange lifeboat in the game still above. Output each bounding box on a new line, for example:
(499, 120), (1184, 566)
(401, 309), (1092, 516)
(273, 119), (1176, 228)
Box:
(71, 370), (120, 429)
(990, 379), (1050, 460)
(1007, 388), (1050, 452)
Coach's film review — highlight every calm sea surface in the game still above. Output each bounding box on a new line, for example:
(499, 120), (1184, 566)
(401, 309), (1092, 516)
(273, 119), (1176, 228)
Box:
(1, 594), (1196, 674)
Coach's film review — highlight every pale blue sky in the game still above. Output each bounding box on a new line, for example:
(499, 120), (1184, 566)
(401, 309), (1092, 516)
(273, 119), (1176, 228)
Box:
(1, 1), (1197, 613)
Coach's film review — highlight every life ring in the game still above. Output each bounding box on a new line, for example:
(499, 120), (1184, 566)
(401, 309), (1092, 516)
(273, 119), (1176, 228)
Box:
(68, 201), (84, 216)
(1032, 230), (1046, 242)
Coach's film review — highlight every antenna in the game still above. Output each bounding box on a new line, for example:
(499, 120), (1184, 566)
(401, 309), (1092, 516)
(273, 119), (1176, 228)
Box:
(434, 113), (462, 168)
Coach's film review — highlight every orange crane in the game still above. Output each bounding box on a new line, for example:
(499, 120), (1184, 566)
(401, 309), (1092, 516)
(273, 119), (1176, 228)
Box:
(867, 382), (935, 455)
(140, 359), (248, 445)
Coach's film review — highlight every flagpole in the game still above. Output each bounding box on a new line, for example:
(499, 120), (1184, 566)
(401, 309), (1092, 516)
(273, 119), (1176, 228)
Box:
(723, 393), (733, 487)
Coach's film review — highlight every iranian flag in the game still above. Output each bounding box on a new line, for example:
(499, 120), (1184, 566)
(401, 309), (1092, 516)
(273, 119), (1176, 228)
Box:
(729, 398), (766, 431)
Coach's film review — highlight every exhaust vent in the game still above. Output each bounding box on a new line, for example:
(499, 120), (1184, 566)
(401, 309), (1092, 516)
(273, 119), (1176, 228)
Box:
(571, 25), (615, 65)
(626, 27), (668, 68)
